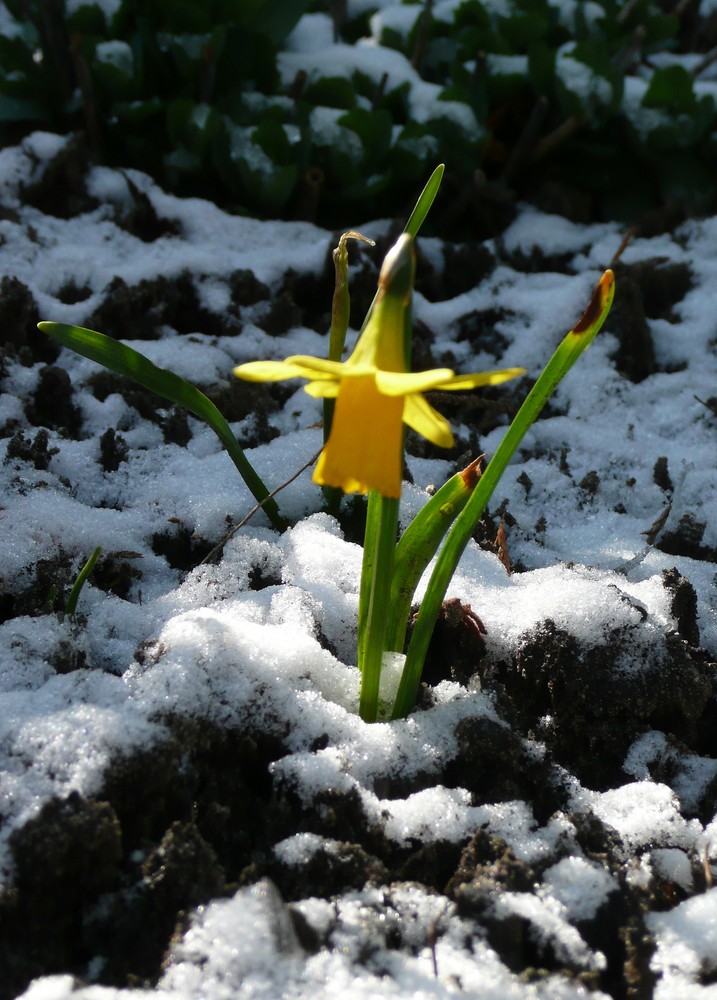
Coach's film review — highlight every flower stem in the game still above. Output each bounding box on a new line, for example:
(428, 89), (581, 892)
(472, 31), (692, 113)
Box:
(358, 491), (399, 722)
(324, 230), (375, 512)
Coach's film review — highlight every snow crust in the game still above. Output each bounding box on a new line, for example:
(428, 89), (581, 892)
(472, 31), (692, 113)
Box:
(0, 104), (716, 1000)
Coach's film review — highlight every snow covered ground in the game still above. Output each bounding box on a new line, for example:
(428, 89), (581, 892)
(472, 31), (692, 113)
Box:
(1, 119), (716, 999)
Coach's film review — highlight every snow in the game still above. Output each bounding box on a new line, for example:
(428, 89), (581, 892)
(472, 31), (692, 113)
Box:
(0, 141), (717, 984)
(556, 45), (614, 109)
(0, 9), (716, 995)
(541, 857), (618, 921)
(370, 4), (423, 41)
(570, 782), (703, 858)
(65, 0), (121, 20)
(278, 38), (480, 135)
(2, 143), (717, 984)
(649, 889), (717, 996)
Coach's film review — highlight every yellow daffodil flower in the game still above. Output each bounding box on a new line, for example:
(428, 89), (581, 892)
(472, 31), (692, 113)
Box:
(233, 234), (525, 498)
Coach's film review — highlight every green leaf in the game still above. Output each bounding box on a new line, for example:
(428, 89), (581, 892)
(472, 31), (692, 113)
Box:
(386, 458), (483, 652)
(303, 77), (357, 110)
(0, 93), (48, 122)
(65, 2), (109, 34)
(338, 107), (393, 164)
(497, 8), (551, 50)
(570, 41), (623, 109)
(113, 98), (165, 124)
(65, 546), (102, 616)
(528, 41), (556, 96)
(554, 42), (623, 123)
(92, 39), (138, 102)
(643, 65), (696, 115)
(404, 163), (444, 238)
(392, 270), (616, 719)
(656, 149), (716, 211)
(38, 322), (285, 530)
(252, 117), (293, 164)
(227, 0), (308, 45)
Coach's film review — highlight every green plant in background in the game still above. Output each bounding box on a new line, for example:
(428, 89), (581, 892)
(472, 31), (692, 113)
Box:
(234, 166), (616, 720)
(2, 0), (716, 224)
(0, 0), (308, 212)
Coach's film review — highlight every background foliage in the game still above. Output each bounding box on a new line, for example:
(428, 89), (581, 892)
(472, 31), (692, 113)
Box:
(1, 0), (717, 231)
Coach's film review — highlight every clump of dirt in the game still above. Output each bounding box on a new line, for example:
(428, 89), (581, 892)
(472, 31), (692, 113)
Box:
(0, 276), (51, 366)
(202, 381), (284, 445)
(0, 793), (122, 999)
(228, 268), (271, 307)
(253, 289), (304, 336)
(663, 566), (700, 647)
(99, 427), (129, 472)
(25, 365), (82, 435)
(151, 524), (215, 571)
(111, 173), (182, 243)
(161, 407), (192, 447)
(268, 840), (389, 902)
(4, 428), (58, 470)
(0, 549), (75, 622)
(658, 513), (717, 563)
(480, 603), (716, 789)
(453, 306), (511, 358)
(20, 133), (98, 220)
(86, 272), (229, 341)
(434, 241), (496, 300)
(56, 280), (93, 305)
(92, 552), (142, 601)
(91, 821), (228, 985)
(609, 258), (693, 382)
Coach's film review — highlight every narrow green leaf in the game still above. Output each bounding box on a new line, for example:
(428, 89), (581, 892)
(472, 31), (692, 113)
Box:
(38, 322), (285, 530)
(358, 494), (399, 723)
(392, 269), (616, 718)
(404, 163), (445, 239)
(65, 546), (102, 616)
(386, 456), (483, 652)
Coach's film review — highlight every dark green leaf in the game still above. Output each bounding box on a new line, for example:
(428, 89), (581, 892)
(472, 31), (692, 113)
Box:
(339, 107), (393, 163)
(0, 93), (48, 122)
(643, 65), (696, 115)
(303, 77), (357, 111)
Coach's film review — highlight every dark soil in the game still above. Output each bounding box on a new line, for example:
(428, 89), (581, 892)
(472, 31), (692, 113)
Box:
(1, 138), (716, 1000)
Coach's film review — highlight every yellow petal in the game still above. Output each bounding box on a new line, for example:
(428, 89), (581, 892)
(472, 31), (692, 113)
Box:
(284, 356), (350, 376)
(313, 374), (405, 498)
(233, 360), (316, 382)
(304, 380), (340, 399)
(435, 367), (526, 391)
(403, 393), (454, 448)
(375, 368), (455, 396)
